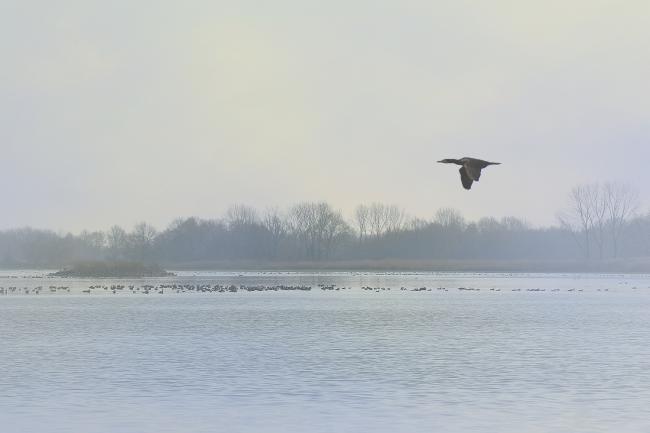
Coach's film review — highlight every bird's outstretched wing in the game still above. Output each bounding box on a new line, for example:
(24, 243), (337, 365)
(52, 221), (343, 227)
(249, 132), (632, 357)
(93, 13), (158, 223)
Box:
(464, 162), (482, 181)
(459, 167), (473, 190)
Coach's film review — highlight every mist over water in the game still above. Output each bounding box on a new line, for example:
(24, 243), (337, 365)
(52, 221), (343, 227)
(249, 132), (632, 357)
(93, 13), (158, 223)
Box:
(2, 197), (649, 272)
(2, 271), (650, 433)
(3, 1), (650, 432)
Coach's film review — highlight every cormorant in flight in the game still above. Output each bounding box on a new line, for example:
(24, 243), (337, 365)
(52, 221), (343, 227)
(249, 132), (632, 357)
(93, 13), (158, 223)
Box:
(438, 157), (500, 190)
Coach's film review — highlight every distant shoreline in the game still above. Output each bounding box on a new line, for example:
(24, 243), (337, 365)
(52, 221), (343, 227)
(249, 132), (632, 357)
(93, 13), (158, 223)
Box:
(165, 258), (650, 274)
(2, 258), (650, 274)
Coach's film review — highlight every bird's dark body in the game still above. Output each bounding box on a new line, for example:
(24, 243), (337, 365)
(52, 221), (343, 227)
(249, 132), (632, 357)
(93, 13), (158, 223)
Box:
(437, 157), (500, 190)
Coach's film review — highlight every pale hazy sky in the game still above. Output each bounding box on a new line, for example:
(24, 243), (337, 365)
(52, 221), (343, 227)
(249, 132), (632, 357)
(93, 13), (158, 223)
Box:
(2, 0), (649, 232)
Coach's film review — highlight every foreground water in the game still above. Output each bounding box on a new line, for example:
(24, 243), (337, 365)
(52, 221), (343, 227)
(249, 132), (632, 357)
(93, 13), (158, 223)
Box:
(2, 271), (650, 433)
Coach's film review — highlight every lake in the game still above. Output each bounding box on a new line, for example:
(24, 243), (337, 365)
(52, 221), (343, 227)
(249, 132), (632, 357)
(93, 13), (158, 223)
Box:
(1, 270), (650, 433)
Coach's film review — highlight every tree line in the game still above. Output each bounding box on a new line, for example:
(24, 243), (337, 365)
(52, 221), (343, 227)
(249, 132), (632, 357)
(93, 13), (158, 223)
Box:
(1, 183), (648, 267)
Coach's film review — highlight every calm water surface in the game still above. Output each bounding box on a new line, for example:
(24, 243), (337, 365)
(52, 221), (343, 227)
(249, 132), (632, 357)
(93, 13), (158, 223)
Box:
(1, 271), (650, 433)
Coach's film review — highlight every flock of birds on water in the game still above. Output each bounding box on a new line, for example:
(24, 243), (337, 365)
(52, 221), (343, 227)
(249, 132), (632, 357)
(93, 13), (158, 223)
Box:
(2, 281), (643, 296)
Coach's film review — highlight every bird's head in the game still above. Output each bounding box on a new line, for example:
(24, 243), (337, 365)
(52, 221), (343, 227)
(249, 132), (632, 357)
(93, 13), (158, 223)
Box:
(437, 159), (457, 164)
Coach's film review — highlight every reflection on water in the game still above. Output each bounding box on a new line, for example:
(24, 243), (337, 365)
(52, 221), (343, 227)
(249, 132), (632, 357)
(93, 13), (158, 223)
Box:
(1, 271), (650, 433)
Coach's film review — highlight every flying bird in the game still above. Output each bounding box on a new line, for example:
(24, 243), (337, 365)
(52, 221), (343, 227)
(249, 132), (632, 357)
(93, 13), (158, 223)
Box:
(437, 157), (501, 190)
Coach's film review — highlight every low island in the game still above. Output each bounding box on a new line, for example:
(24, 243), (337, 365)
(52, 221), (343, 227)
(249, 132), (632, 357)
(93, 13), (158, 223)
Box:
(50, 261), (175, 278)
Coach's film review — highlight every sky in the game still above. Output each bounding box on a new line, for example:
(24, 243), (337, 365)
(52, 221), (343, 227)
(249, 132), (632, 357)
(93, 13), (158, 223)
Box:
(2, 0), (649, 232)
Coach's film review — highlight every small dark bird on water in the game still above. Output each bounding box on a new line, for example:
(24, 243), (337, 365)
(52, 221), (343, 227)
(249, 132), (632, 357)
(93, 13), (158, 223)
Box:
(438, 157), (501, 190)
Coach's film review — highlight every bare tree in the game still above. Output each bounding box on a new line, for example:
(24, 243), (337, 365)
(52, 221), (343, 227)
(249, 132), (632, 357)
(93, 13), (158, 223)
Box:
(106, 225), (127, 259)
(434, 208), (466, 230)
(354, 204), (369, 242)
(289, 203), (311, 258)
(560, 182), (639, 259)
(321, 206), (350, 259)
(79, 230), (106, 250)
(404, 216), (429, 231)
(130, 222), (157, 261)
(500, 216), (529, 231)
(290, 202), (350, 259)
(590, 184), (608, 260)
(226, 204), (259, 228)
(478, 217), (500, 233)
(262, 207), (287, 258)
(368, 203), (388, 238)
(558, 184), (596, 259)
(559, 183), (609, 259)
(365, 203), (404, 237)
(385, 205), (406, 233)
(604, 182), (639, 257)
